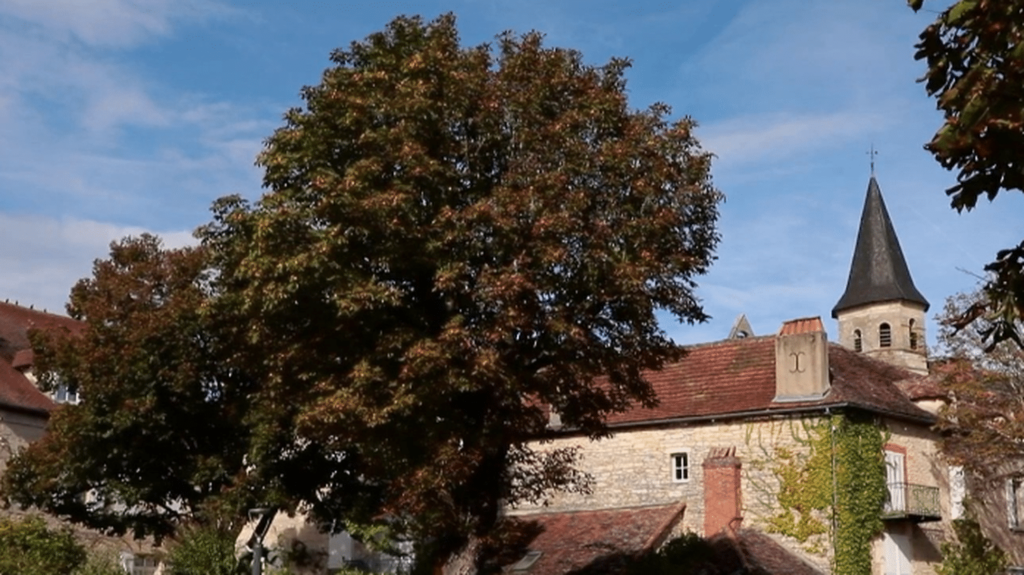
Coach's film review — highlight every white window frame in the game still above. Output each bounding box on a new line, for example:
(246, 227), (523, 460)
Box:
(670, 452), (689, 483)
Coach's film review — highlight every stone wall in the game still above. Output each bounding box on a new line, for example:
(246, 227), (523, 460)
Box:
(513, 416), (829, 539)
(0, 408), (46, 473)
(835, 301), (928, 375)
(515, 414), (953, 575)
(871, 419), (948, 575)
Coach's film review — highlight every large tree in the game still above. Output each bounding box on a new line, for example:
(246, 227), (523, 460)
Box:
(1, 235), (253, 540)
(4, 14), (722, 567)
(910, 0), (1024, 347)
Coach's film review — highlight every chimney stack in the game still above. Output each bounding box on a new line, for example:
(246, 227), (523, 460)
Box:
(703, 447), (742, 536)
(774, 317), (830, 401)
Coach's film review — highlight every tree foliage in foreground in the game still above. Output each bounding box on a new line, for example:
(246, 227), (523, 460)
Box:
(934, 289), (1024, 479)
(910, 0), (1024, 347)
(2, 236), (252, 540)
(3, 13), (722, 567)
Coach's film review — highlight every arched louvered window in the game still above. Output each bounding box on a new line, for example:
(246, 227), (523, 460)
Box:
(909, 319), (918, 350)
(879, 323), (892, 348)
(853, 329), (863, 352)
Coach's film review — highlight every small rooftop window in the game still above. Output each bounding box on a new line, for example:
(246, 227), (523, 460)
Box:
(511, 550), (543, 571)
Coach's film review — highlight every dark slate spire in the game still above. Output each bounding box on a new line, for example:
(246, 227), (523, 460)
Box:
(832, 177), (929, 317)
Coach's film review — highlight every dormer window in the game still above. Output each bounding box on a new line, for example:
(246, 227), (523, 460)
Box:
(879, 323), (892, 348)
(853, 329), (863, 352)
(909, 319), (918, 350)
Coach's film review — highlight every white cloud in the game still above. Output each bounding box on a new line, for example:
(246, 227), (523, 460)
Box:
(0, 0), (231, 48)
(701, 111), (886, 169)
(0, 213), (193, 314)
(0, 9), (271, 228)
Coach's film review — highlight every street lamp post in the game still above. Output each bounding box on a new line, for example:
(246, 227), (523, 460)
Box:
(247, 507), (275, 575)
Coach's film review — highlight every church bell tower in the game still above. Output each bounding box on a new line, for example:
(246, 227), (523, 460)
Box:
(832, 176), (929, 375)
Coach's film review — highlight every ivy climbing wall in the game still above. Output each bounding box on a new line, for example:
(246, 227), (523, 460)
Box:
(515, 413), (951, 575)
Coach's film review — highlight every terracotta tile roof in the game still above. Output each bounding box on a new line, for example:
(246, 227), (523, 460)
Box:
(823, 345), (932, 420)
(0, 300), (80, 363)
(894, 359), (958, 401)
(604, 336), (933, 427)
(707, 530), (824, 575)
(0, 358), (54, 413)
(607, 337), (776, 425)
(777, 317), (824, 336)
(11, 349), (33, 369)
(506, 503), (685, 575)
(0, 301), (78, 414)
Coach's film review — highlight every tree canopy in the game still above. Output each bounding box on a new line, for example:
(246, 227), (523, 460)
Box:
(934, 288), (1024, 479)
(910, 0), (1024, 347)
(3, 14), (722, 567)
(1, 235), (252, 540)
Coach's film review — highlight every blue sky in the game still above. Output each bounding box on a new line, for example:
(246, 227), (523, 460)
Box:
(1, 0), (1019, 348)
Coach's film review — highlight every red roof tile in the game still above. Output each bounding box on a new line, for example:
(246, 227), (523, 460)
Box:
(508, 503), (685, 575)
(777, 317), (824, 336)
(11, 349), (33, 369)
(0, 359), (54, 413)
(708, 530), (824, 575)
(0, 301), (78, 414)
(895, 359), (958, 401)
(604, 336), (932, 427)
(0, 300), (80, 363)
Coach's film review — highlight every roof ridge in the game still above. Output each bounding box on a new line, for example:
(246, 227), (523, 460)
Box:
(0, 300), (72, 319)
(680, 334), (774, 351)
(509, 501), (683, 517)
(826, 341), (923, 380)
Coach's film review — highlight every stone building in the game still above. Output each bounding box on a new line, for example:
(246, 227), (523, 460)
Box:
(237, 175), (972, 575)
(502, 176), (961, 575)
(242, 175), (984, 575)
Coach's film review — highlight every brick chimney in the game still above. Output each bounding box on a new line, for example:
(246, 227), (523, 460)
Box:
(774, 317), (830, 401)
(703, 446), (742, 536)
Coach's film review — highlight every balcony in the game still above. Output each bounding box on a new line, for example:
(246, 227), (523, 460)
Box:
(882, 482), (941, 522)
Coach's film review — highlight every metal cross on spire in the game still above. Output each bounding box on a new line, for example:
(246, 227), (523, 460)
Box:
(867, 144), (878, 176)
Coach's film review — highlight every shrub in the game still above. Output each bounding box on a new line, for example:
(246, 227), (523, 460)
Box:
(936, 518), (1008, 575)
(165, 523), (246, 575)
(0, 514), (86, 575)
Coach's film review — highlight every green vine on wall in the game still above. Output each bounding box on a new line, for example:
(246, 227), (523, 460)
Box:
(763, 415), (888, 575)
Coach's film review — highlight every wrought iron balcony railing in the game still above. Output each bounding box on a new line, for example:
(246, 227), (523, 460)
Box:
(882, 482), (941, 522)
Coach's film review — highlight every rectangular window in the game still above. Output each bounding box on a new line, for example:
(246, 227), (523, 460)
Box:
(119, 553), (160, 575)
(1008, 478), (1024, 530)
(671, 453), (689, 482)
(133, 556), (159, 575)
(53, 383), (79, 404)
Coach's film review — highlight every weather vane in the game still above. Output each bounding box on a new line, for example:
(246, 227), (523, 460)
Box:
(867, 144), (878, 176)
